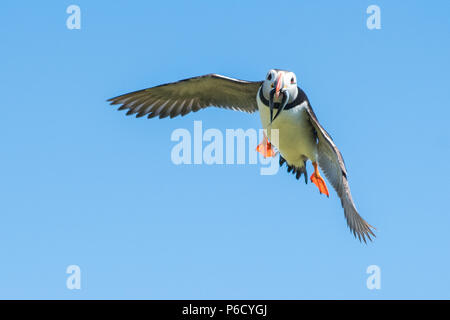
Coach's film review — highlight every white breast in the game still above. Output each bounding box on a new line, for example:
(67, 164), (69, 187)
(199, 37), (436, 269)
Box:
(257, 93), (317, 167)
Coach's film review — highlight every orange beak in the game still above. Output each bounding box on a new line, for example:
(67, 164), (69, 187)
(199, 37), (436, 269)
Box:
(274, 72), (284, 98)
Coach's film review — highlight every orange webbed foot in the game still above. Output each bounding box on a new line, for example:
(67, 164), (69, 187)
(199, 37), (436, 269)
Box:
(256, 133), (278, 158)
(310, 162), (329, 197)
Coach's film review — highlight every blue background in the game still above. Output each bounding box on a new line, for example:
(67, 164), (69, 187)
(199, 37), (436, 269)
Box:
(0, 1), (449, 299)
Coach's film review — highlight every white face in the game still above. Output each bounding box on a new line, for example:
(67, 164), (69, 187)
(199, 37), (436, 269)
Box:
(262, 69), (298, 103)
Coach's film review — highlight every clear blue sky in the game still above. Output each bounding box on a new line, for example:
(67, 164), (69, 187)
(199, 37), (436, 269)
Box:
(0, 1), (449, 299)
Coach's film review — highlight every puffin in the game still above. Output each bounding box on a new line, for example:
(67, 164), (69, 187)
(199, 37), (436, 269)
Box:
(108, 69), (375, 242)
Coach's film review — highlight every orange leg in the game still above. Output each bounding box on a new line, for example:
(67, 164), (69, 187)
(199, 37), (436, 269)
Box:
(310, 162), (329, 197)
(256, 132), (277, 158)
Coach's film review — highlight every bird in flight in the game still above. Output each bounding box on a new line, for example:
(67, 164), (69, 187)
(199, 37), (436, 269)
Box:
(108, 69), (375, 242)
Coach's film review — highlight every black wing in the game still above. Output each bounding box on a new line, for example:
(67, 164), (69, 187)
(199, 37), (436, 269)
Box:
(303, 104), (376, 242)
(108, 74), (262, 119)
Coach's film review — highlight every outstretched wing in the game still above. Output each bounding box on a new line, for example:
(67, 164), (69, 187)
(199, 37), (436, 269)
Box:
(108, 74), (262, 119)
(303, 104), (375, 242)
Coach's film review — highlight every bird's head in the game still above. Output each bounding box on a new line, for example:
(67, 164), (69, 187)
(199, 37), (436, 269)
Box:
(261, 69), (298, 123)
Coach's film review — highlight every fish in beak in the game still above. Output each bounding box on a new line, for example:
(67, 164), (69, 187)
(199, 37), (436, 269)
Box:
(268, 73), (290, 123)
(269, 88), (276, 124)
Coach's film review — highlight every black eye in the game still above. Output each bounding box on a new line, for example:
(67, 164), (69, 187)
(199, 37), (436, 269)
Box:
(291, 77), (295, 84)
(267, 73), (272, 81)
